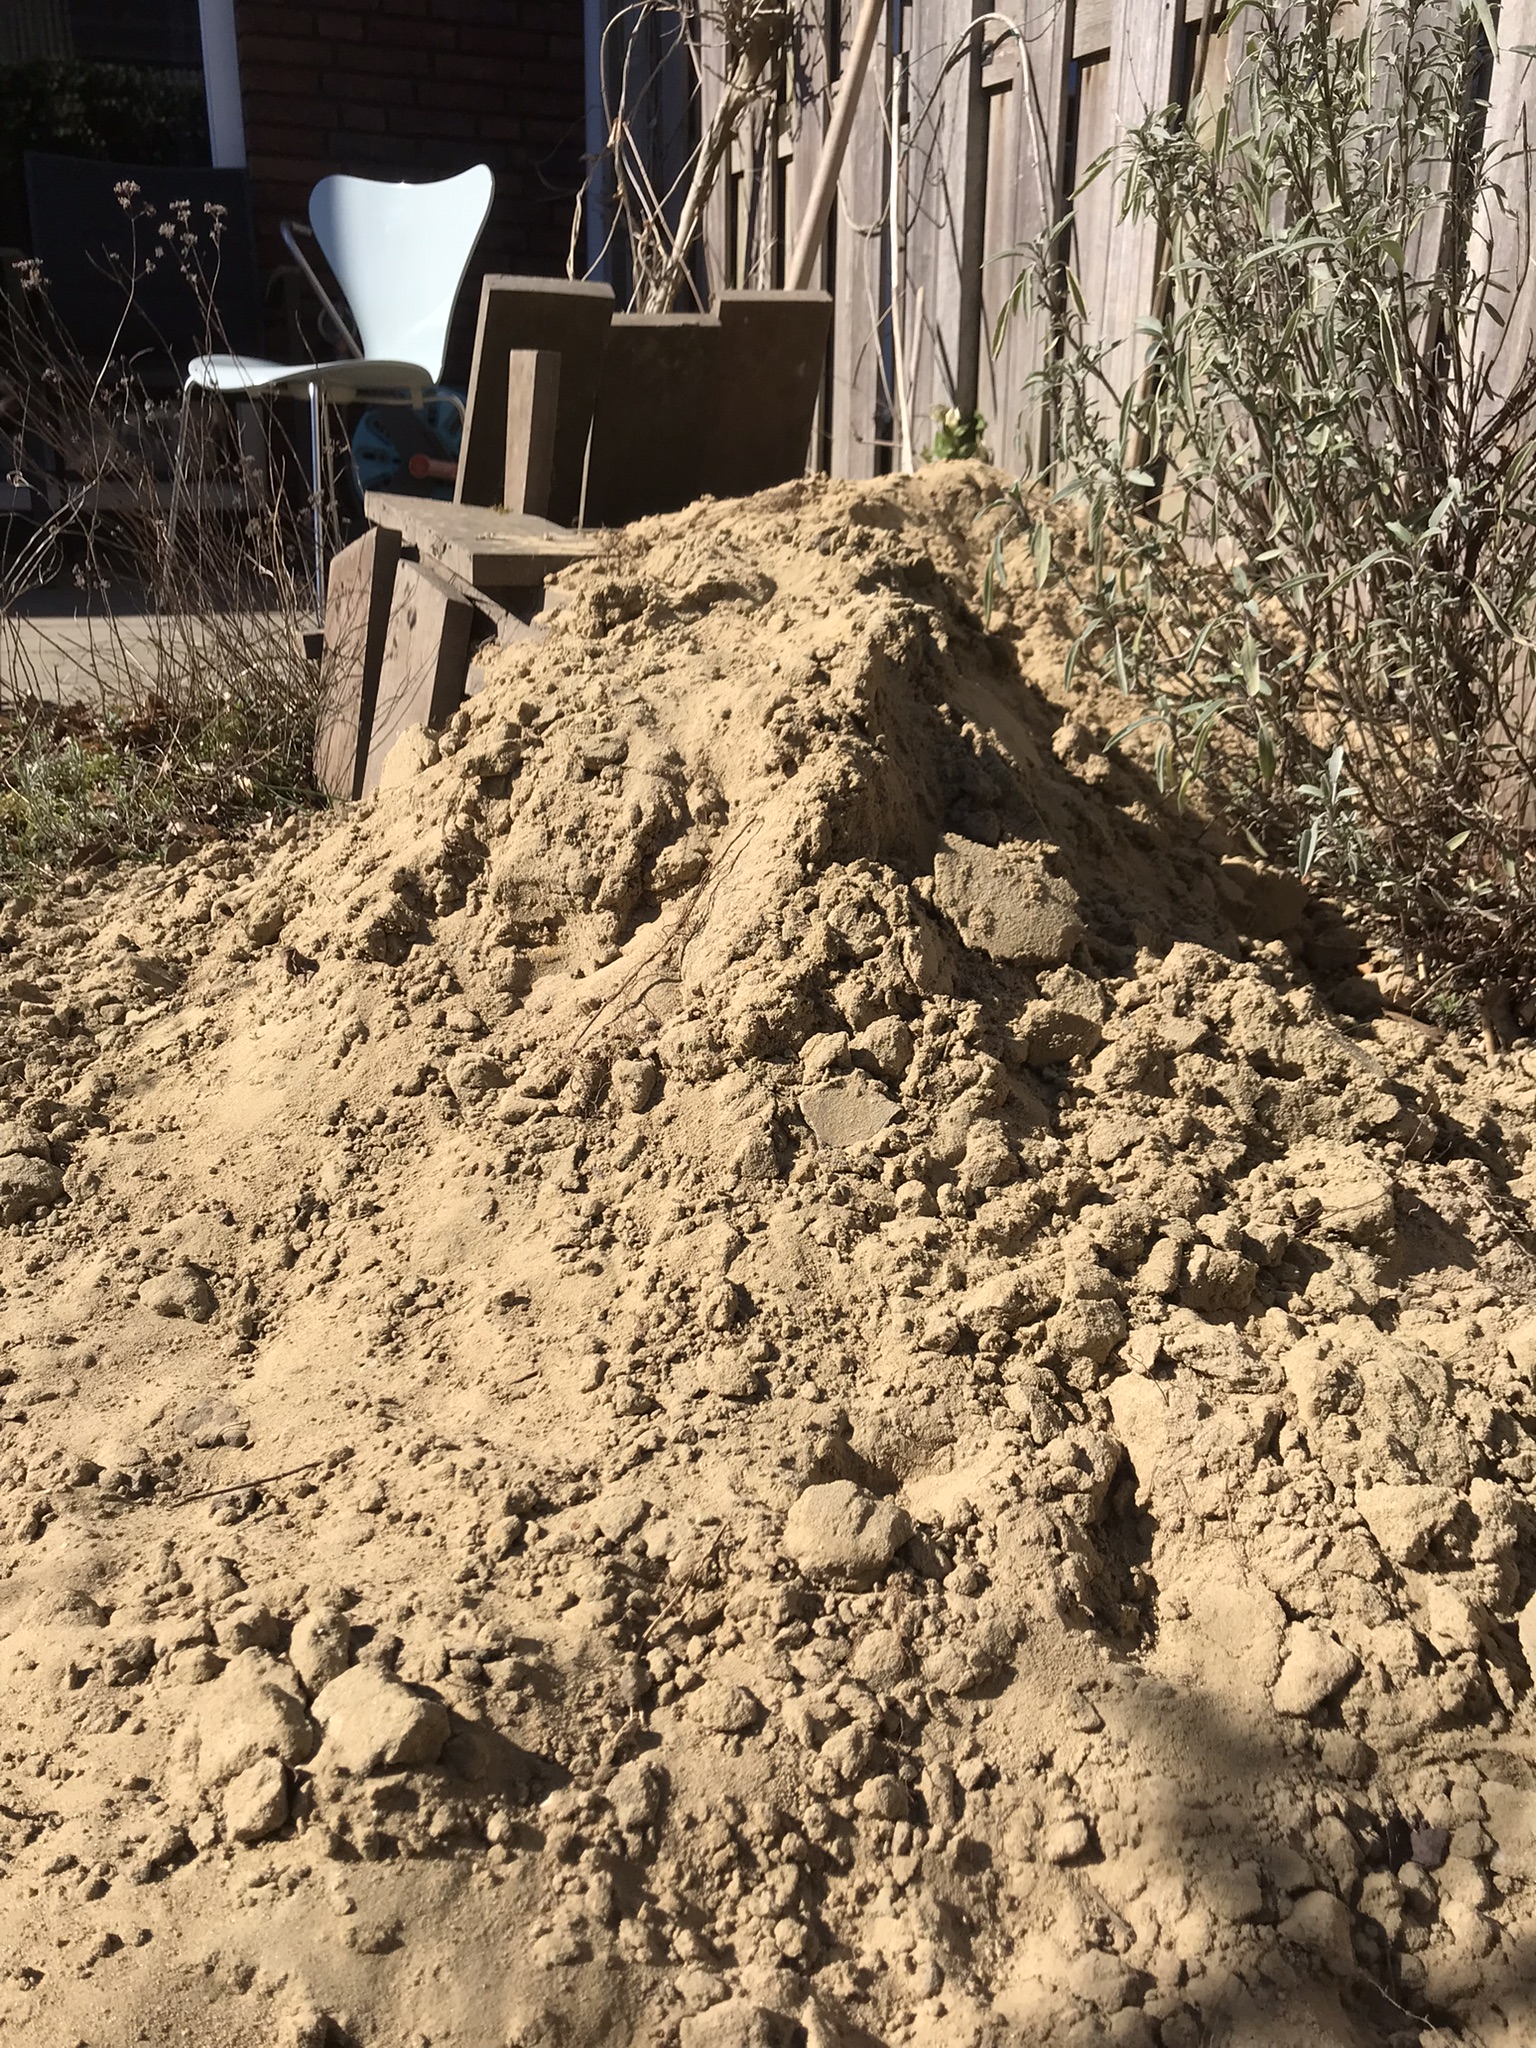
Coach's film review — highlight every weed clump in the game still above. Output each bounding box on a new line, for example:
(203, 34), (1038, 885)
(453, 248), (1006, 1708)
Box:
(0, 685), (321, 887)
(1, 187), (326, 895)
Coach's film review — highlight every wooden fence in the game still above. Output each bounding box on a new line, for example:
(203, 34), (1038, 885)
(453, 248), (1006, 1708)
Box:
(591, 0), (1536, 482)
(698, 0), (1214, 478)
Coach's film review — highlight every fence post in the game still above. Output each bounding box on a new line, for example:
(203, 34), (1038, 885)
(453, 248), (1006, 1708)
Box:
(979, 0), (1074, 472)
(1087, 0), (1182, 400)
(828, 0), (893, 475)
(1470, 0), (1536, 412)
(953, 1), (992, 422)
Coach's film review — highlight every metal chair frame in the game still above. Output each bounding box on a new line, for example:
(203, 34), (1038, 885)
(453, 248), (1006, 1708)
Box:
(171, 164), (494, 620)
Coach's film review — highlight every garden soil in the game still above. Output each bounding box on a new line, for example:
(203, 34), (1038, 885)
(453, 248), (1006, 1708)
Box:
(4, 466), (1536, 2048)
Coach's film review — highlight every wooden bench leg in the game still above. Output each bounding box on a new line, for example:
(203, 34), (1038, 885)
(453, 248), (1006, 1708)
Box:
(314, 524), (402, 801)
(359, 557), (475, 796)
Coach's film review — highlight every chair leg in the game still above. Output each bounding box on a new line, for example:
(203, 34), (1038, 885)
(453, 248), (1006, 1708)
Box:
(308, 380), (325, 626)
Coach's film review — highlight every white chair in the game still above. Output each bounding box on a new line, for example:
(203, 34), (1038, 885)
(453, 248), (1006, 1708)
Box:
(174, 164), (494, 619)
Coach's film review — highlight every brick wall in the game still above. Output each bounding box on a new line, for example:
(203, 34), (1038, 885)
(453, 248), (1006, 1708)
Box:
(233, 0), (585, 380)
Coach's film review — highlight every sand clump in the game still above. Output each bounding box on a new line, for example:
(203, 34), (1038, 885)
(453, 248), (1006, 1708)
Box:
(1, 467), (1535, 2044)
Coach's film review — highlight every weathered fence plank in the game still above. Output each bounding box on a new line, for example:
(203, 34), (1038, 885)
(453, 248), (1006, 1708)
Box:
(1471, 0), (1536, 407)
(1094, 0), (1182, 398)
(981, 3), (1073, 470)
(698, 5), (733, 303)
(610, 0), (1536, 500)
(828, 1), (893, 476)
(902, 0), (974, 452)
(1068, 52), (1119, 364)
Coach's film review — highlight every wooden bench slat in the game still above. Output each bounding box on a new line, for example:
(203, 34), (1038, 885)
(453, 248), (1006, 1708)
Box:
(363, 491), (599, 589)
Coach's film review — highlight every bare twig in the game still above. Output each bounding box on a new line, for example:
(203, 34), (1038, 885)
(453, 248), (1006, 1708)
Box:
(0, 199), (325, 887)
(578, 2), (803, 312)
(166, 1456), (332, 1507)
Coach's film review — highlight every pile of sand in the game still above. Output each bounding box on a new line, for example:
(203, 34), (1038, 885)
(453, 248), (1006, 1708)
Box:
(2, 465), (1536, 2048)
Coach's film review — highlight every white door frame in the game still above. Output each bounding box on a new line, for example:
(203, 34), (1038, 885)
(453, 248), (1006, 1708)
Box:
(198, 0), (247, 168)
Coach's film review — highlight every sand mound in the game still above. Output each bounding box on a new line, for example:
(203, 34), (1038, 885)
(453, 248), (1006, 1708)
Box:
(3, 466), (1536, 2046)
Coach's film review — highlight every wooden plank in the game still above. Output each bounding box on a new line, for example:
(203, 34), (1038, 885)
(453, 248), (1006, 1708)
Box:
(1470, 3), (1536, 819)
(583, 314), (720, 524)
(363, 493), (598, 589)
(504, 349), (561, 518)
(1076, 0), (1224, 60)
(1096, 0), (1182, 400)
(953, 2), (994, 427)
(314, 525), (401, 802)
(909, 0), (979, 444)
(735, 98), (776, 289)
(980, 73), (1023, 464)
(360, 560), (476, 798)
(979, 1), (1073, 473)
(709, 290), (832, 495)
(1469, 0), (1536, 410)
(771, 35), (797, 285)
(1190, 13), (1236, 144)
(697, 4), (733, 305)
(1074, 0), (1115, 58)
(1062, 0), (1182, 422)
(454, 277), (614, 523)
(1402, 33), (1456, 357)
(1156, 13), (1235, 562)
(416, 558), (531, 648)
(828, 0), (891, 476)
(659, 0), (706, 308)
(1068, 53), (1118, 358)
(785, 9), (830, 465)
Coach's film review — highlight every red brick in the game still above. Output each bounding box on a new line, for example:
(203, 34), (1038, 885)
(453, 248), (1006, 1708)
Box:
(244, 89), (330, 120)
(240, 61), (326, 95)
(354, 16), (439, 47)
(236, 2), (318, 31)
(432, 41), (538, 76)
(331, 73), (418, 107)
(237, 29), (320, 62)
(248, 152), (333, 187)
(467, 117), (532, 145)
(374, 112), (448, 139)
(415, 79), (504, 113)
(450, 25), (518, 58)
(334, 104), (390, 136)
(237, 0), (581, 313)
(314, 9), (366, 38)
(323, 43), (420, 76)
(382, 0), (494, 19)
(247, 139), (337, 176)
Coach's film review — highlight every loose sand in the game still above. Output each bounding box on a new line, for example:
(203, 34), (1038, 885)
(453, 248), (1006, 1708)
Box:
(2, 467), (1536, 2048)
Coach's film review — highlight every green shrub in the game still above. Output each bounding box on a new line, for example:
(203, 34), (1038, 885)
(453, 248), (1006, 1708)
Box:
(1008, 0), (1536, 1007)
(925, 407), (991, 464)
